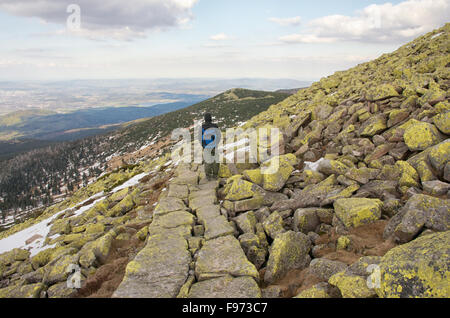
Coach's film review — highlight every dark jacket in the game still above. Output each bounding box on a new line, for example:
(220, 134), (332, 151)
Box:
(200, 121), (220, 149)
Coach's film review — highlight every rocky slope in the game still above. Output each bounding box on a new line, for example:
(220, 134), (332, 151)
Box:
(0, 24), (449, 298)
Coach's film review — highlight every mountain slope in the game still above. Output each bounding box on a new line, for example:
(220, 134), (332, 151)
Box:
(0, 88), (289, 214)
(0, 25), (448, 298)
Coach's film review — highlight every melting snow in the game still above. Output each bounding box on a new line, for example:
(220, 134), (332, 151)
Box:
(304, 158), (326, 172)
(0, 192), (104, 256)
(431, 32), (443, 39)
(110, 172), (149, 194)
(0, 170), (149, 256)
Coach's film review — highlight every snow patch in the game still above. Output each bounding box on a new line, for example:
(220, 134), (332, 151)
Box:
(110, 172), (148, 194)
(304, 158), (326, 172)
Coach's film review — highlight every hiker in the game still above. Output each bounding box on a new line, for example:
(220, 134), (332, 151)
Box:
(199, 113), (221, 180)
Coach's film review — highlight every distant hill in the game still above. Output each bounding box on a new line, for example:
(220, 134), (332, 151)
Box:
(0, 96), (209, 142)
(0, 88), (290, 212)
(275, 88), (304, 95)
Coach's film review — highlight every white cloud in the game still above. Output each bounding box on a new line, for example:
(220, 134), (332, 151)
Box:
(210, 33), (232, 41)
(280, 34), (337, 44)
(280, 0), (450, 44)
(0, 0), (199, 41)
(269, 16), (301, 27)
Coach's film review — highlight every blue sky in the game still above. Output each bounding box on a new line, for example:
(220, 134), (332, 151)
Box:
(0, 0), (448, 81)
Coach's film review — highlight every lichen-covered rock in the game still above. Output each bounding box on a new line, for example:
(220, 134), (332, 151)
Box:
(395, 160), (420, 190)
(376, 231), (450, 298)
(264, 231), (311, 284)
(360, 115), (387, 137)
(403, 120), (443, 151)
(262, 211), (285, 239)
(334, 198), (382, 228)
(388, 109), (410, 127)
(261, 154), (297, 192)
(43, 253), (80, 285)
(135, 226), (149, 241)
(345, 167), (379, 184)
(243, 168), (263, 186)
(422, 180), (450, 196)
(153, 197), (186, 216)
(79, 231), (115, 268)
(346, 256), (382, 277)
(0, 283), (46, 298)
(203, 215), (235, 241)
(106, 194), (135, 217)
(149, 211), (195, 232)
(309, 258), (348, 281)
(318, 159), (349, 176)
(384, 194), (449, 243)
(433, 112), (450, 134)
(364, 84), (399, 101)
(188, 275), (261, 298)
(47, 282), (77, 298)
(234, 211), (257, 234)
(195, 235), (259, 281)
(0, 248), (30, 267)
(294, 282), (340, 298)
(427, 139), (450, 175)
(224, 178), (257, 201)
(234, 194), (265, 213)
(293, 208), (320, 234)
(328, 271), (376, 298)
(113, 230), (191, 298)
(336, 236), (351, 250)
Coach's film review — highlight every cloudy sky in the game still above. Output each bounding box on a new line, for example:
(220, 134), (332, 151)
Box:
(0, 0), (448, 81)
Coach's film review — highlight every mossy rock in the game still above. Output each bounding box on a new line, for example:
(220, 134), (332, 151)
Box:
(395, 161), (420, 189)
(403, 120), (442, 151)
(360, 115), (387, 137)
(264, 231), (311, 284)
(243, 168), (264, 186)
(0, 283), (46, 298)
(329, 271), (376, 298)
(334, 198), (382, 228)
(261, 154), (297, 192)
(433, 112), (450, 135)
(376, 231), (450, 298)
(0, 248), (30, 267)
(224, 178), (257, 201)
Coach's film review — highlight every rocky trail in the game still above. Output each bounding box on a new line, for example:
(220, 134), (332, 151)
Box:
(113, 163), (261, 298)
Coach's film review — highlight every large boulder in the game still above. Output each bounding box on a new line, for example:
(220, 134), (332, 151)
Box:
(264, 231), (311, 284)
(376, 231), (450, 298)
(195, 235), (259, 281)
(328, 271), (376, 298)
(113, 230), (191, 298)
(224, 177), (258, 201)
(333, 198), (382, 228)
(384, 194), (450, 243)
(293, 208), (320, 234)
(403, 120), (442, 151)
(309, 258), (348, 281)
(261, 154), (297, 192)
(262, 211), (285, 239)
(433, 112), (450, 134)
